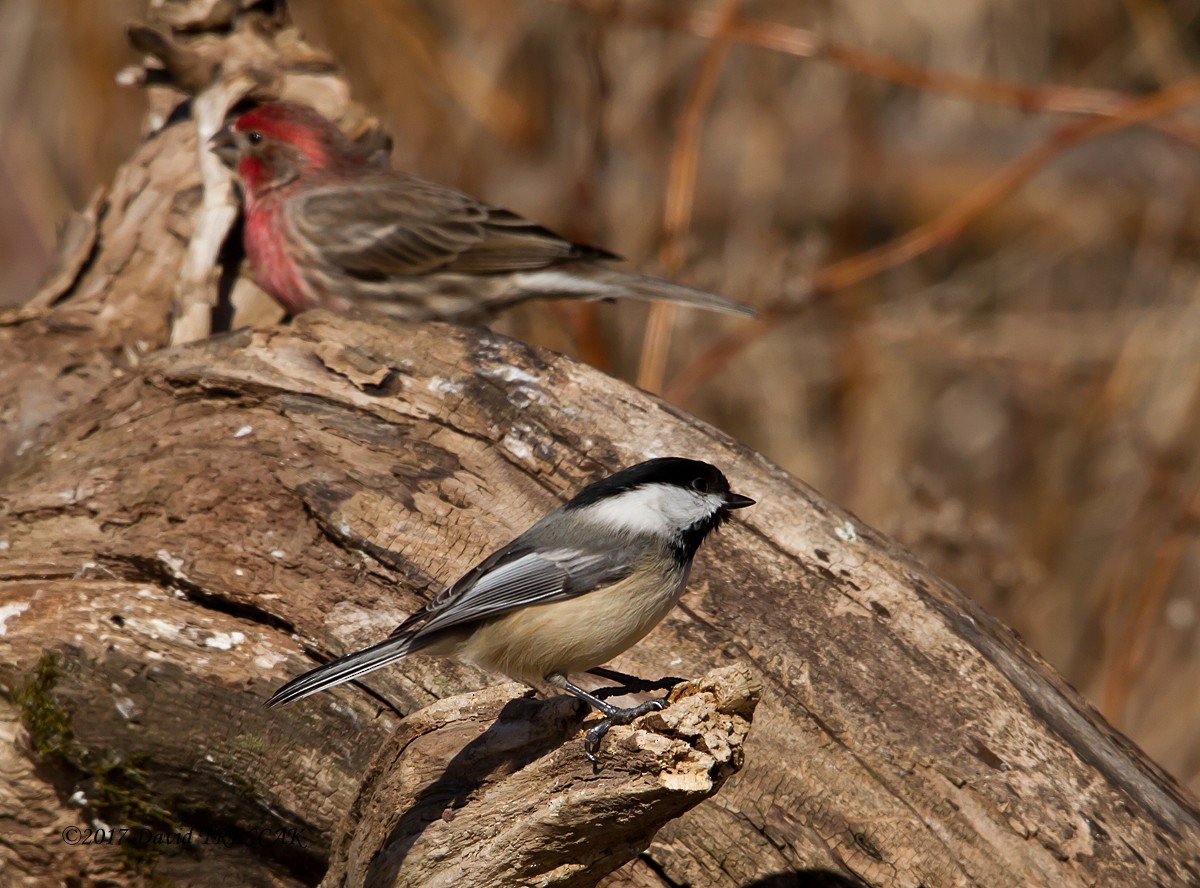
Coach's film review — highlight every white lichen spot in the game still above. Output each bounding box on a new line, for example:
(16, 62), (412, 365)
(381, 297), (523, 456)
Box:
(115, 697), (137, 720)
(0, 602), (30, 636)
(669, 657), (684, 667)
(0, 538), (9, 551)
(254, 653), (285, 670)
(501, 433), (533, 462)
(234, 568), (245, 577)
(136, 588), (154, 598)
(234, 425), (253, 438)
(834, 520), (858, 542)
(205, 631), (245, 650)
(156, 549), (187, 579)
(426, 378), (463, 395)
(149, 619), (181, 639)
(270, 549), (285, 559)
(487, 364), (539, 385)
(172, 589), (187, 599)
(329, 700), (360, 727)
(68, 790), (88, 807)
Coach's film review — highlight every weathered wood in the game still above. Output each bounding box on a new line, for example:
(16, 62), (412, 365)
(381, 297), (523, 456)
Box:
(322, 666), (760, 888)
(2, 310), (1198, 886)
(1, 1), (1199, 886)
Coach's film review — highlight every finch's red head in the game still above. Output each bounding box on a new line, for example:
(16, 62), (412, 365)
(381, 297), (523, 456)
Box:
(210, 102), (368, 195)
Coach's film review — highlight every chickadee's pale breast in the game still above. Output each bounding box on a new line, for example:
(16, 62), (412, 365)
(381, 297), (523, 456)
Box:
(456, 552), (688, 685)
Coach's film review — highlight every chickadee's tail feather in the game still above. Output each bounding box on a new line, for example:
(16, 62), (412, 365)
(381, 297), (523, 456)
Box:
(266, 632), (418, 707)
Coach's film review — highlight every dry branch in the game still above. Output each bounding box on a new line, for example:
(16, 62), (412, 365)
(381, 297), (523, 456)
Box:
(666, 75), (1200, 404)
(2, 308), (1198, 886)
(323, 666), (759, 888)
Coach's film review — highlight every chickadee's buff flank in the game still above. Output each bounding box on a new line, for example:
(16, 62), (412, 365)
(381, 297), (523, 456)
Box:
(268, 457), (754, 760)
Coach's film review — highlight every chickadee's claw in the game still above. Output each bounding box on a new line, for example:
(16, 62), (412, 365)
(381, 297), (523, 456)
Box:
(587, 667), (686, 699)
(582, 696), (669, 765)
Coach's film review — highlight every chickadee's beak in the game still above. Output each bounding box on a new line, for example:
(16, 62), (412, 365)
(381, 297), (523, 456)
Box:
(209, 127), (240, 168)
(724, 492), (756, 510)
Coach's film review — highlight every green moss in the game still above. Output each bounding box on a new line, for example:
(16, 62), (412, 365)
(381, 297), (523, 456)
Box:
(11, 652), (180, 873)
(91, 754), (181, 832)
(11, 652), (82, 762)
(232, 732), (265, 754)
(91, 754), (183, 870)
(228, 769), (259, 797)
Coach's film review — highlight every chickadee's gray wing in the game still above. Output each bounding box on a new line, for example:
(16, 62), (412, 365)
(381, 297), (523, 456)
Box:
(268, 525), (642, 707)
(268, 544), (634, 707)
(291, 174), (616, 279)
(407, 544), (635, 639)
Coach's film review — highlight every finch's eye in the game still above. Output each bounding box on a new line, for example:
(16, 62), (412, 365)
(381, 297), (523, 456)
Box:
(247, 131), (263, 145)
(691, 477), (710, 494)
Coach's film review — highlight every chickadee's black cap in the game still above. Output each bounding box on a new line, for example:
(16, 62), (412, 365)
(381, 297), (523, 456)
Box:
(566, 457), (749, 510)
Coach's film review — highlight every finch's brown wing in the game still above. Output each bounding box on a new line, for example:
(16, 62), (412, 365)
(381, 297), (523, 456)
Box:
(289, 173), (617, 278)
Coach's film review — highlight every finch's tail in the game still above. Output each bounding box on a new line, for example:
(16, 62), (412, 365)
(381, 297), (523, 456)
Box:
(606, 271), (757, 318)
(503, 266), (757, 318)
(266, 632), (420, 706)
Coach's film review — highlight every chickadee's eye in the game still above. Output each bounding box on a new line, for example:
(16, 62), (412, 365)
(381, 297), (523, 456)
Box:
(691, 477), (710, 494)
(247, 131), (263, 145)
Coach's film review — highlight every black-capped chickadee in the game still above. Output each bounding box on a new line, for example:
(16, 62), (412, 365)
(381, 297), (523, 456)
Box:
(268, 457), (755, 761)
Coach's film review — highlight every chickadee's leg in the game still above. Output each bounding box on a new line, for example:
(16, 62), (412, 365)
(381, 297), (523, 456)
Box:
(548, 673), (669, 764)
(586, 666), (685, 699)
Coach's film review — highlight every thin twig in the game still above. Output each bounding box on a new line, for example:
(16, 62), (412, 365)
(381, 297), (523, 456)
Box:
(635, 0), (741, 394)
(665, 76), (1200, 403)
(556, 0), (1135, 117)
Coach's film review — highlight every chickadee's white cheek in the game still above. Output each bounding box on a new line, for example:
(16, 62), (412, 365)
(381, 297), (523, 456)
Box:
(575, 484), (721, 536)
(575, 485), (676, 535)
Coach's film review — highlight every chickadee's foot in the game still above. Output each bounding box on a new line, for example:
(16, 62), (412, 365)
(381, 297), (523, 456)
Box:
(549, 674), (677, 764)
(587, 667), (686, 700)
(583, 696), (669, 764)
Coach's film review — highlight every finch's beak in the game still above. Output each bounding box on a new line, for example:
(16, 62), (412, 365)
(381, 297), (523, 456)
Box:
(724, 492), (755, 510)
(209, 127), (240, 168)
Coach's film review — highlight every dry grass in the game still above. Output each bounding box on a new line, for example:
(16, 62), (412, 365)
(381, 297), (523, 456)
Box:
(5, 0), (1200, 794)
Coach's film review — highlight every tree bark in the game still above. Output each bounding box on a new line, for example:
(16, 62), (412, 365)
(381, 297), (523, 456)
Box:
(322, 666), (759, 888)
(2, 3), (1199, 887)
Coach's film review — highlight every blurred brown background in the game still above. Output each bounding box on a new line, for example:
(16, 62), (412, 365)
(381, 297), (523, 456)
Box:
(4, 0), (1199, 795)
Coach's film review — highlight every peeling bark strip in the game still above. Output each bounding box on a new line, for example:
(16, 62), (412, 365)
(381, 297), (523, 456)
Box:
(1, 311), (1198, 886)
(0, 0), (384, 467)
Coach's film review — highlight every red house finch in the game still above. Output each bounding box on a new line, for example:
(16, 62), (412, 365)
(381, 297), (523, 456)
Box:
(209, 102), (753, 322)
